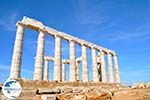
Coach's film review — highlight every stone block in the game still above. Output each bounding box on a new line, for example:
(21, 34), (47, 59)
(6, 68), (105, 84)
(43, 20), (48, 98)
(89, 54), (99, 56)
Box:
(62, 88), (73, 93)
(38, 88), (60, 94)
(41, 95), (56, 100)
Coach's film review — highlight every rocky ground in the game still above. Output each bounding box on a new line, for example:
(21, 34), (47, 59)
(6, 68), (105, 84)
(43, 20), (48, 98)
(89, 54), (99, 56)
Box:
(0, 79), (150, 100)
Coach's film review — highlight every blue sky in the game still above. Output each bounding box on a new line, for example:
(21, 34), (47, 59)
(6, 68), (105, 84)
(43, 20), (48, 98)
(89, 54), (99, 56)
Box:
(0, 0), (150, 84)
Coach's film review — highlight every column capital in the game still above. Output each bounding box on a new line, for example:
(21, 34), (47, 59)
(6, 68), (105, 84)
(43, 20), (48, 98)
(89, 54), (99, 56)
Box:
(38, 28), (46, 33)
(107, 50), (113, 55)
(91, 46), (97, 50)
(113, 52), (118, 57)
(16, 21), (23, 27)
(62, 59), (70, 64)
(81, 43), (88, 47)
(68, 38), (76, 42)
(54, 34), (63, 38)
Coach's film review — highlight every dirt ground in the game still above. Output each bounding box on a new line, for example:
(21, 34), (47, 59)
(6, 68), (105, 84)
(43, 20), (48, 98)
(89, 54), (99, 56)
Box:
(0, 80), (150, 100)
(112, 88), (150, 100)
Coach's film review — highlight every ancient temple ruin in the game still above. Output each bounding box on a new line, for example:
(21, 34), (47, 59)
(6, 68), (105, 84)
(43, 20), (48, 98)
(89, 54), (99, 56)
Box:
(9, 16), (120, 83)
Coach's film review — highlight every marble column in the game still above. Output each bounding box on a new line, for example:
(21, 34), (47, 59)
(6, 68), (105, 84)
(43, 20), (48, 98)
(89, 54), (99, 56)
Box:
(113, 54), (121, 83)
(43, 60), (49, 80)
(91, 48), (99, 82)
(101, 51), (107, 82)
(81, 45), (88, 82)
(34, 30), (45, 80)
(10, 24), (24, 79)
(76, 61), (80, 81)
(108, 52), (114, 83)
(69, 40), (76, 81)
(54, 35), (62, 81)
(62, 63), (66, 82)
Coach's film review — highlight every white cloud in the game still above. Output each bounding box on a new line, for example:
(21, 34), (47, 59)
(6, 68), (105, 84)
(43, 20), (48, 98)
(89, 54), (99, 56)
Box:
(0, 12), (19, 31)
(72, 0), (109, 25)
(108, 31), (150, 42)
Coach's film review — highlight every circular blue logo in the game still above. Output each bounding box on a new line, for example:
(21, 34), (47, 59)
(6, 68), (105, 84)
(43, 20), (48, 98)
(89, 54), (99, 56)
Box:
(2, 79), (22, 99)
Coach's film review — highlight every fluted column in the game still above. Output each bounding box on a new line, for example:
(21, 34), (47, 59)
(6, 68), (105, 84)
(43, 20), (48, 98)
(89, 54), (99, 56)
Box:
(10, 24), (24, 79)
(76, 61), (80, 81)
(34, 30), (45, 80)
(91, 48), (99, 82)
(113, 54), (121, 83)
(101, 51), (107, 82)
(43, 60), (49, 80)
(81, 45), (88, 82)
(69, 40), (76, 81)
(54, 35), (62, 81)
(62, 63), (66, 82)
(108, 52), (114, 83)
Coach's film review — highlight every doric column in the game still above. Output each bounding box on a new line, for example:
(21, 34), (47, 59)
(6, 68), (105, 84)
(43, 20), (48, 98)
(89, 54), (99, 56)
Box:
(91, 48), (99, 82)
(76, 61), (80, 81)
(113, 54), (121, 83)
(101, 51), (107, 82)
(34, 30), (45, 80)
(43, 60), (49, 80)
(69, 40), (76, 81)
(81, 45), (88, 82)
(10, 24), (24, 79)
(108, 52), (114, 83)
(54, 35), (62, 81)
(62, 63), (66, 82)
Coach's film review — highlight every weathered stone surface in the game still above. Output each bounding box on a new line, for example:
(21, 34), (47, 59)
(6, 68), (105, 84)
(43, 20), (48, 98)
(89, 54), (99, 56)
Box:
(43, 60), (49, 80)
(10, 24), (24, 79)
(113, 55), (120, 83)
(82, 45), (88, 82)
(62, 88), (73, 93)
(91, 48), (99, 82)
(108, 53), (114, 83)
(41, 95), (56, 100)
(69, 40), (76, 82)
(73, 88), (82, 93)
(132, 82), (150, 89)
(38, 88), (60, 94)
(34, 31), (45, 80)
(85, 92), (111, 100)
(54, 35), (62, 81)
(100, 51), (107, 82)
(58, 93), (86, 100)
